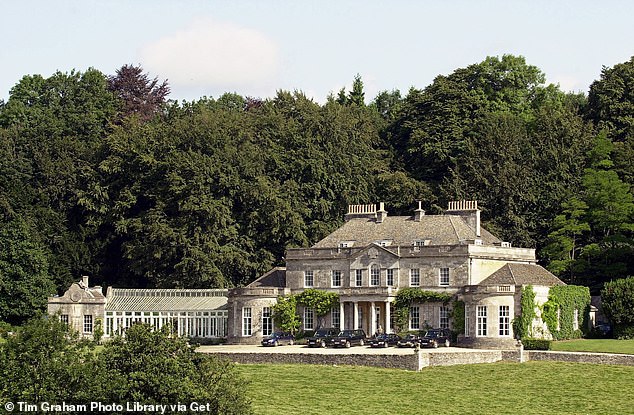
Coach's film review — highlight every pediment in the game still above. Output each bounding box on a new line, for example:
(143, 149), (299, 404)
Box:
(351, 243), (400, 260)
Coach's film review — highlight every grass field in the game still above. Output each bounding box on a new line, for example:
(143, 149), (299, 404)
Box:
(237, 362), (634, 415)
(551, 339), (634, 354)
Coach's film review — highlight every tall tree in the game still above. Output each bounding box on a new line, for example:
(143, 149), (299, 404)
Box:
(587, 56), (634, 143)
(389, 54), (547, 185)
(0, 69), (117, 290)
(0, 218), (56, 325)
(108, 64), (170, 122)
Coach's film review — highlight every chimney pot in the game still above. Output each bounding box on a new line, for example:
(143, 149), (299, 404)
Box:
(414, 200), (425, 222)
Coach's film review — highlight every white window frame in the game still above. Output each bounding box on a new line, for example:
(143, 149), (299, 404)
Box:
(409, 306), (420, 330)
(304, 308), (314, 331)
(499, 305), (510, 336)
(439, 306), (450, 329)
(370, 264), (380, 286)
(332, 270), (342, 288)
(573, 309), (579, 331)
(464, 305), (470, 337)
(410, 269), (420, 287)
(439, 267), (450, 286)
(242, 307), (252, 336)
(262, 307), (273, 336)
(60, 314), (69, 325)
(331, 307), (340, 328)
(476, 306), (487, 337)
(304, 270), (314, 288)
(386, 269), (394, 286)
(83, 315), (93, 334)
(355, 269), (363, 287)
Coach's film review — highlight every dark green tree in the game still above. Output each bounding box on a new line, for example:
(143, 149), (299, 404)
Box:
(587, 56), (634, 143)
(0, 218), (56, 325)
(601, 277), (634, 338)
(98, 324), (252, 414)
(541, 198), (590, 284)
(0, 316), (97, 406)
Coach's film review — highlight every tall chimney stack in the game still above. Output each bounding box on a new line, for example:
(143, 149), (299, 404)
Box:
(447, 200), (480, 237)
(376, 202), (387, 223)
(414, 201), (425, 222)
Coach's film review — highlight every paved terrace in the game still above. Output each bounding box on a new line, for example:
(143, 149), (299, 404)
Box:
(198, 345), (634, 372)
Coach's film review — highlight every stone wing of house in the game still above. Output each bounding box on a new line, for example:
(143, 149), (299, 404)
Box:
(477, 263), (566, 288)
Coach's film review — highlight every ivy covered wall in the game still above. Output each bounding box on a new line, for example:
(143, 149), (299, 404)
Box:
(542, 285), (591, 340)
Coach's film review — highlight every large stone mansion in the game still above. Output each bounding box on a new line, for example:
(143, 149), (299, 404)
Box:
(49, 201), (565, 349)
(227, 201), (564, 348)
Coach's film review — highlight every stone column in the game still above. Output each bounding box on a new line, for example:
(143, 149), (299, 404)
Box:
(385, 301), (391, 333)
(353, 302), (359, 329)
(339, 301), (345, 331)
(370, 301), (376, 335)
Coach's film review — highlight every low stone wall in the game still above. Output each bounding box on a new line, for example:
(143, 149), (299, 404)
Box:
(526, 351), (634, 366)
(210, 350), (508, 371)
(203, 348), (634, 372)
(458, 337), (518, 350)
(212, 352), (420, 371)
(422, 350), (503, 368)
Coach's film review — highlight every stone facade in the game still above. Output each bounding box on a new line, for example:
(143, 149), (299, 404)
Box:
(49, 277), (229, 340)
(48, 276), (106, 338)
(228, 201), (566, 348)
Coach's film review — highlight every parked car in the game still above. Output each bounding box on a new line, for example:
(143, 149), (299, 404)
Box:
(369, 333), (401, 348)
(330, 329), (367, 348)
(261, 332), (295, 347)
(306, 327), (340, 348)
(397, 333), (421, 348)
(418, 328), (452, 348)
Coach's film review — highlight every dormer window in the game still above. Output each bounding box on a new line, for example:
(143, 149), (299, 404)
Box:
(339, 241), (354, 248)
(474, 239), (483, 246)
(375, 240), (392, 247)
(414, 240), (431, 247)
(501, 242), (511, 248)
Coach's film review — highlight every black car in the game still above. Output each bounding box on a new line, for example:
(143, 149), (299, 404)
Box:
(369, 333), (401, 348)
(330, 329), (367, 348)
(306, 327), (340, 348)
(261, 332), (295, 347)
(418, 328), (452, 348)
(396, 333), (421, 348)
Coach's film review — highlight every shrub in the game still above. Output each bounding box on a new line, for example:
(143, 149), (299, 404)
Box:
(522, 339), (552, 350)
(601, 277), (634, 339)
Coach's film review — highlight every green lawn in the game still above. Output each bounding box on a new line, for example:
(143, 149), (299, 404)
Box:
(551, 338), (634, 354)
(237, 362), (634, 415)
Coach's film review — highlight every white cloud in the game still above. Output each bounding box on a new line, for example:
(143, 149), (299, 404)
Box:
(548, 74), (586, 93)
(140, 17), (279, 89)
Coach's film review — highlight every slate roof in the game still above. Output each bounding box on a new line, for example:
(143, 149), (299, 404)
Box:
(247, 267), (286, 288)
(479, 263), (565, 287)
(105, 288), (228, 312)
(312, 215), (501, 248)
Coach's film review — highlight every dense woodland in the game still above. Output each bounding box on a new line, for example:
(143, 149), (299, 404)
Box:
(1, 55), (633, 325)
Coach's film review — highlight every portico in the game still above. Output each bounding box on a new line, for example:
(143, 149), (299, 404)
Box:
(338, 298), (394, 335)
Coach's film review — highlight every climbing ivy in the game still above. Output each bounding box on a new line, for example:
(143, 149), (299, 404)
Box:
(513, 285), (536, 340)
(296, 289), (339, 317)
(272, 289), (340, 333)
(451, 300), (465, 335)
(272, 295), (301, 334)
(393, 288), (453, 333)
(542, 285), (590, 340)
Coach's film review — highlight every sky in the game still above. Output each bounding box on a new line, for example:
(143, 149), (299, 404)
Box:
(2, 1), (634, 103)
